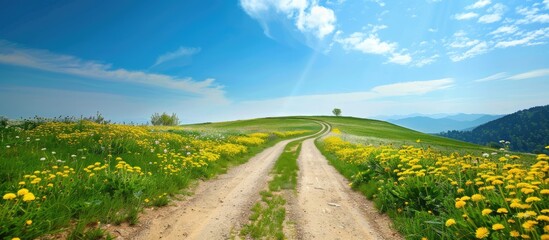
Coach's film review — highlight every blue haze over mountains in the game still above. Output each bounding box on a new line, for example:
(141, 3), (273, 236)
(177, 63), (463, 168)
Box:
(383, 114), (505, 134)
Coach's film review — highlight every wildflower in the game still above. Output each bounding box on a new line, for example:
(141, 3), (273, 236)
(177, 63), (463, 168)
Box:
(471, 194), (484, 202)
(482, 209), (492, 216)
(17, 188), (29, 196)
(522, 220), (538, 230)
(144, 198), (150, 203)
(510, 230), (520, 237)
(22, 193), (36, 202)
(492, 223), (505, 230)
(3, 193), (16, 200)
(525, 197), (541, 203)
(475, 227), (489, 239)
(12, 238), (21, 240)
(541, 189), (549, 195)
(537, 215), (549, 222)
(26, 220), (32, 225)
(455, 200), (466, 208)
(541, 234), (549, 240)
(445, 219), (456, 227)
(40, 157), (46, 161)
(497, 208), (508, 214)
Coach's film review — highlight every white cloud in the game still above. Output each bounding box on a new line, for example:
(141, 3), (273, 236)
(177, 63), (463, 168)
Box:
(495, 27), (549, 48)
(466, 0), (491, 9)
(516, 6), (549, 24)
(240, 0), (336, 40)
(478, 3), (506, 23)
(153, 47), (201, 67)
(371, 78), (454, 96)
(474, 72), (508, 82)
(506, 68), (549, 80)
(449, 41), (488, 62)
(0, 40), (227, 103)
(489, 25), (518, 35)
(414, 54), (439, 67)
(388, 53), (412, 65)
(337, 32), (396, 55)
(455, 12), (479, 20)
(296, 5), (336, 39)
(335, 26), (415, 65)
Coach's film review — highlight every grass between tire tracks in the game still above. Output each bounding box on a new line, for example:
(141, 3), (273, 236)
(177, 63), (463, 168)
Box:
(239, 122), (328, 239)
(239, 140), (302, 240)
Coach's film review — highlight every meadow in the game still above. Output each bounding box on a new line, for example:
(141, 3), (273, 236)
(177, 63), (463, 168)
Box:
(0, 119), (315, 239)
(314, 116), (548, 240)
(2, 115), (547, 240)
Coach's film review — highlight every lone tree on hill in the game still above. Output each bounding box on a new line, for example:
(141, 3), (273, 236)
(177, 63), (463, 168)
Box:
(332, 108), (342, 117)
(151, 112), (180, 126)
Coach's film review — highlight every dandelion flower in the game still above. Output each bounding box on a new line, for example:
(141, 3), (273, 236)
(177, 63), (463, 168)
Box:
(537, 215), (549, 222)
(541, 189), (549, 195)
(12, 238), (21, 240)
(26, 220), (32, 225)
(492, 223), (505, 230)
(471, 194), (484, 202)
(455, 200), (466, 208)
(22, 193), (35, 202)
(17, 188), (29, 196)
(475, 227), (489, 239)
(3, 193), (16, 200)
(510, 230), (520, 237)
(522, 220), (538, 230)
(482, 209), (493, 216)
(445, 219), (456, 227)
(497, 208), (508, 214)
(525, 197), (541, 203)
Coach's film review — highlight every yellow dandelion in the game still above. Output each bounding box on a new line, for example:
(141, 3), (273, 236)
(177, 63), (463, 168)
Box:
(525, 197), (541, 203)
(537, 215), (549, 222)
(482, 208), (493, 216)
(455, 200), (466, 208)
(144, 198), (150, 203)
(492, 223), (505, 230)
(475, 227), (489, 239)
(497, 208), (508, 214)
(471, 194), (484, 202)
(3, 193), (16, 200)
(445, 218), (456, 227)
(541, 189), (549, 195)
(522, 220), (538, 230)
(541, 234), (549, 240)
(510, 230), (520, 237)
(17, 188), (29, 196)
(26, 220), (32, 225)
(22, 192), (35, 202)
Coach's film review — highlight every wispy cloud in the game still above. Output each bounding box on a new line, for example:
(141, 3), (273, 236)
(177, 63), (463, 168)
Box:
(449, 41), (488, 62)
(414, 54), (439, 67)
(455, 12), (479, 20)
(495, 27), (549, 48)
(153, 46), (201, 67)
(466, 0), (491, 10)
(489, 25), (518, 35)
(0, 40), (227, 102)
(478, 3), (506, 23)
(516, 6), (549, 24)
(474, 72), (508, 82)
(240, 0), (336, 39)
(335, 27), (413, 65)
(474, 69), (549, 82)
(506, 68), (549, 80)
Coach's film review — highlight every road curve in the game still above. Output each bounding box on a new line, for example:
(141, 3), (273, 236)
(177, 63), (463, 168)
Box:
(122, 123), (327, 240)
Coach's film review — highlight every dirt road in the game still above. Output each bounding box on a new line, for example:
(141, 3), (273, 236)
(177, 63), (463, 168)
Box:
(293, 123), (400, 240)
(111, 122), (400, 239)
(118, 124), (327, 239)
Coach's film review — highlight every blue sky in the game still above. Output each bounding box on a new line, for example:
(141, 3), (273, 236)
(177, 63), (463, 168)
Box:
(0, 0), (548, 123)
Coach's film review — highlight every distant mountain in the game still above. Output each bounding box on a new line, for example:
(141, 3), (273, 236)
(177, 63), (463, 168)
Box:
(388, 114), (503, 133)
(439, 105), (549, 153)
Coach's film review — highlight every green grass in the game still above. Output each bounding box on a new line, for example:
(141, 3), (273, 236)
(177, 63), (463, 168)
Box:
(269, 140), (302, 192)
(307, 116), (514, 154)
(0, 121), (306, 239)
(183, 117), (322, 133)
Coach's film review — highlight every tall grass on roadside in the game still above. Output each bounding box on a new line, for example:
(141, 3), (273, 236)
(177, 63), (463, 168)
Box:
(0, 121), (303, 239)
(317, 136), (548, 240)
